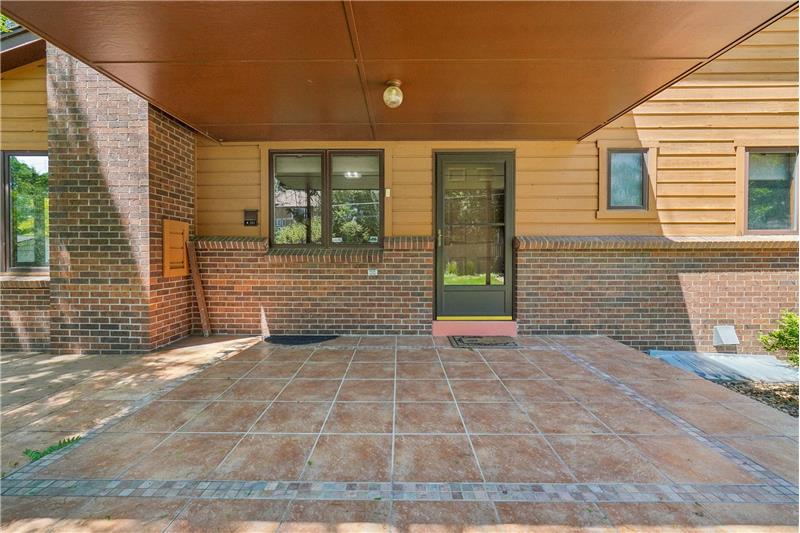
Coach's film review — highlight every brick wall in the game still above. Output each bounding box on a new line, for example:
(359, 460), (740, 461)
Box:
(47, 44), (151, 355)
(515, 237), (799, 353)
(193, 237), (433, 335)
(148, 106), (196, 348)
(0, 280), (50, 352)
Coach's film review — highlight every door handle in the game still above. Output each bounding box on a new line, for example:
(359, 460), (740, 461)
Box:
(437, 229), (442, 247)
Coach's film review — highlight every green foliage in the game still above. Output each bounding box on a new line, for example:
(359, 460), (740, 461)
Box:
(332, 189), (379, 244)
(0, 15), (17, 33)
(9, 156), (49, 266)
(445, 261), (458, 275)
(760, 311), (799, 366)
(23, 436), (81, 462)
(274, 216), (321, 244)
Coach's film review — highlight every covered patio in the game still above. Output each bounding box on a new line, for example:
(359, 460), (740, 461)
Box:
(1, 335), (796, 531)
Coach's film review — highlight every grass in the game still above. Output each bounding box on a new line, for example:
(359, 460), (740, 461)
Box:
(23, 436), (81, 462)
(444, 273), (505, 286)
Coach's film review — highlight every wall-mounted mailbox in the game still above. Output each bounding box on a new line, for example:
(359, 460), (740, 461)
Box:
(243, 209), (258, 226)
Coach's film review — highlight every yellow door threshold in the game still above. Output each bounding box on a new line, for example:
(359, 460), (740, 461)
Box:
(436, 316), (513, 321)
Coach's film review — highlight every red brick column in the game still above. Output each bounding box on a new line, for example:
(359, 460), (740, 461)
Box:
(514, 236), (799, 353)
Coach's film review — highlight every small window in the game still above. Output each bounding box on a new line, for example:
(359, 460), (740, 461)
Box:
(746, 149), (797, 233)
(2, 152), (49, 271)
(608, 149), (647, 209)
(270, 150), (383, 246)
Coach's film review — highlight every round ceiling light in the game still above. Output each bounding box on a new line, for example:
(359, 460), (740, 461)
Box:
(383, 79), (403, 109)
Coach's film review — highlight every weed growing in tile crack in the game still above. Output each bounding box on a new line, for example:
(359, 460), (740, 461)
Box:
(23, 436), (81, 462)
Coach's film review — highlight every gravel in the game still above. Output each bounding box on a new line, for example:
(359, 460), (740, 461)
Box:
(715, 380), (798, 418)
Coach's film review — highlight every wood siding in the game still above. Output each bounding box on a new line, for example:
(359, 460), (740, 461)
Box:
(195, 10), (797, 238)
(0, 59), (47, 151)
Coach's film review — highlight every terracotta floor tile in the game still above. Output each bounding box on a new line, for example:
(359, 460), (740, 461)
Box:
(721, 401), (799, 437)
(702, 503), (799, 532)
(433, 336), (452, 346)
(489, 361), (548, 380)
(548, 435), (668, 483)
(396, 362), (445, 379)
(0, 430), (78, 473)
(478, 349), (529, 363)
(214, 434), (315, 480)
(443, 362), (496, 379)
(64, 497), (185, 533)
(358, 335), (397, 347)
(160, 379), (233, 401)
(167, 499), (288, 533)
(502, 379), (573, 402)
(393, 435), (482, 482)
(472, 435), (574, 483)
(325, 402), (393, 433)
(459, 402), (536, 434)
(524, 402), (611, 434)
(584, 401), (682, 435)
(345, 363), (395, 379)
(626, 379), (717, 405)
(302, 435), (391, 481)
(225, 345), (272, 362)
(28, 400), (133, 433)
(246, 361), (305, 379)
(668, 403), (777, 436)
(722, 436), (799, 483)
(624, 435), (756, 483)
(337, 380), (393, 401)
(253, 401), (331, 433)
(600, 503), (719, 532)
(219, 379), (288, 401)
(319, 336), (360, 347)
(353, 348), (395, 362)
(264, 348), (315, 362)
(123, 433), (240, 480)
(0, 496), (87, 531)
(277, 380), (340, 401)
(396, 336), (434, 348)
(179, 401), (265, 432)
(396, 348), (438, 362)
(391, 501), (497, 531)
(296, 362), (349, 379)
(396, 380), (453, 402)
(396, 402), (465, 433)
(450, 380), (513, 402)
(38, 431), (164, 479)
(280, 500), (391, 533)
(554, 379), (630, 403)
(196, 361), (257, 379)
(308, 348), (354, 362)
(534, 360), (598, 380)
(495, 502), (613, 531)
(437, 348), (484, 363)
(519, 349), (569, 363)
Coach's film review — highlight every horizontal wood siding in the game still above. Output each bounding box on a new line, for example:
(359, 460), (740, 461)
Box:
(0, 59), (47, 151)
(190, 10), (797, 238)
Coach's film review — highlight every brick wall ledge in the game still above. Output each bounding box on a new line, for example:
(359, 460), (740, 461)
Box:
(192, 237), (268, 251)
(192, 235), (433, 254)
(514, 235), (799, 251)
(0, 274), (50, 288)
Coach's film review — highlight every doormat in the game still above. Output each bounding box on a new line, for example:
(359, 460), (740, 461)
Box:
(449, 336), (520, 349)
(265, 335), (338, 346)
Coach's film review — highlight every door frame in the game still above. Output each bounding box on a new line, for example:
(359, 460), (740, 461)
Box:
(434, 151), (515, 319)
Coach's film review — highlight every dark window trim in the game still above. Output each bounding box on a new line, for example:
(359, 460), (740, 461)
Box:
(607, 148), (648, 210)
(1, 150), (49, 272)
(744, 146), (798, 235)
(268, 149), (384, 248)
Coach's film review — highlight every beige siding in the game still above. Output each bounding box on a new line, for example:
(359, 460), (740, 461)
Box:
(193, 10), (798, 238)
(0, 59), (48, 151)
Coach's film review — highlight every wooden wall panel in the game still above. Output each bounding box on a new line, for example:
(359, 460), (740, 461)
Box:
(195, 10), (798, 238)
(0, 60), (47, 151)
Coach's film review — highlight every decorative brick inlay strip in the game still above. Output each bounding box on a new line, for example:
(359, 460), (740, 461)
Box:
(514, 235), (799, 251)
(0, 277), (49, 289)
(266, 247), (384, 264)
(192, 237), (268, 251)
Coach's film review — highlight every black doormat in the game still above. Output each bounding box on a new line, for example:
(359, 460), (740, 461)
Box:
(265, 335), (338, 346)
(449, 336), (520, 349)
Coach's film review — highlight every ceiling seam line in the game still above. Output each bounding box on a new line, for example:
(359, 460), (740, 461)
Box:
(342, 0), (376, 141)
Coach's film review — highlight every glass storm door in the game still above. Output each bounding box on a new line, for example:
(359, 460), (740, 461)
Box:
(436, 152), (514, 319)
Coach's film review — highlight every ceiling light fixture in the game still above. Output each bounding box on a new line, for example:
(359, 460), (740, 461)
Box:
(383, 79), (403, 109)
(343, 171), (361, 179)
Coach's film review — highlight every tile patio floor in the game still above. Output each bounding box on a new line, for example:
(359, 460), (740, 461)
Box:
(1, 334), (797, 531)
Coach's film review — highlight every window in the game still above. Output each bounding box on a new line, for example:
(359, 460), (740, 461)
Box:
(270, 150), (383, 246)
(608, 149), (647, 209)
(746, 148), (797, 233)
(2, 152), (49, 270)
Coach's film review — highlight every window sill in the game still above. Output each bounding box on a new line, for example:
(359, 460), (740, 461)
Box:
(0, 272), (49, 289)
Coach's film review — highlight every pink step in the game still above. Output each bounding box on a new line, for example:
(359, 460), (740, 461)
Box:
(432, 320), (517, 337)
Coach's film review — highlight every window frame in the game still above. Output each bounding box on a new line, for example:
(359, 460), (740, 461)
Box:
(268, 148), (385, 248)
(1, 150), (49, 272)
(596, 140), (658, 220)
(742, 146), (798, 235)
